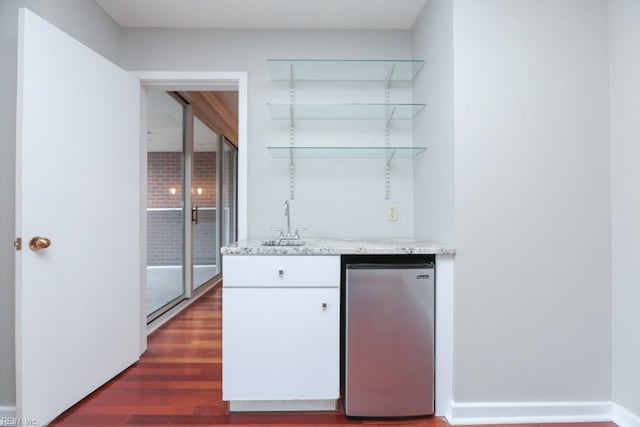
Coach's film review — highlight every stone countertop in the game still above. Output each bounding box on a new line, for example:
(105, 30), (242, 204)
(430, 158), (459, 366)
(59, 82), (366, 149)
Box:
(220, 238), (455, 256)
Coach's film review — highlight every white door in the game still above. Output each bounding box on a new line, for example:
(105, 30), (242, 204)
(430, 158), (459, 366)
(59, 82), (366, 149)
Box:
(15, 9), (142, 426)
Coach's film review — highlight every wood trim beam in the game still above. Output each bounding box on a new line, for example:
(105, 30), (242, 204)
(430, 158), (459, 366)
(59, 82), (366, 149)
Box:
(177, 91), (238, 146)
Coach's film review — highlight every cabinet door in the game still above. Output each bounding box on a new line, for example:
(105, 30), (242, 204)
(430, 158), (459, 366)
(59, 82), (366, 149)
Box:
(223, 288), (339, 401)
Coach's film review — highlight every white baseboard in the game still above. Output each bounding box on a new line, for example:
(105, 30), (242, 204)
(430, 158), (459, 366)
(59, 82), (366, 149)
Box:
(448, 401), (613, 425)
(614, 403), (640, 427)
(0, 406), (17, 424)
(229, 399), (337, 412)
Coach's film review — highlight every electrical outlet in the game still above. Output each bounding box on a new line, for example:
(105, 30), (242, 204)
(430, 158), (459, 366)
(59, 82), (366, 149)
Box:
(387, 205), (398, 221)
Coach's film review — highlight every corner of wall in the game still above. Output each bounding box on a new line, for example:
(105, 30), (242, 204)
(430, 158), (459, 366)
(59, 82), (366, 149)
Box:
(410, 0), (455, 243)
(613, 403), (640, 427)
(609, 0), (640, 420)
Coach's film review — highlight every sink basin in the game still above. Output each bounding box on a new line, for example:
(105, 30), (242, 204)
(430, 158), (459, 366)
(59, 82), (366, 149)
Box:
(262, 239), (306, 247)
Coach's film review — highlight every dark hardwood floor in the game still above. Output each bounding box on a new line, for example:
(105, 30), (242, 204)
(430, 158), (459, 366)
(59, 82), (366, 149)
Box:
(51, 286), (616, 427)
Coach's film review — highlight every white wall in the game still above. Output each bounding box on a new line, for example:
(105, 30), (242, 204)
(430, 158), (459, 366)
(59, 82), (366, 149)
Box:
(411, 0), (454, 244)
(119, 29), (415, 239)
(452, 0), (611, 403)
(609, 0), (640, 418)
(39, 0), (120, 63)
(0, 0), (120, 408)
(3, 0), (631, 418)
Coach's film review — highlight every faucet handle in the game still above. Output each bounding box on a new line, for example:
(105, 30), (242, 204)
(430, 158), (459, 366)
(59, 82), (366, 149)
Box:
(294, 227), (308, 238)
(270, 227), (283, 237)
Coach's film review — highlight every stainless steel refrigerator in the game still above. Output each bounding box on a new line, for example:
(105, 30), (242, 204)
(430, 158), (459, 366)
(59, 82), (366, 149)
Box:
(345, 262), (435, 417)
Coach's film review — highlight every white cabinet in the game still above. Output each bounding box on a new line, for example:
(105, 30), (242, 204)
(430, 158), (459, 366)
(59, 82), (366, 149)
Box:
(223, 288), (339, 401)
(222, 255), (340, 405)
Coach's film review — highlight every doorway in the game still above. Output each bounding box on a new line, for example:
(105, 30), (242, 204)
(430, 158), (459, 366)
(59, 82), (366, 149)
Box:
(145, 89), (238, 321)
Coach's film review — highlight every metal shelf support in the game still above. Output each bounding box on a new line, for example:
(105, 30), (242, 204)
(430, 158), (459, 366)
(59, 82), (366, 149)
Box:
(289, 63), (295, 200)
(384, 64), (396, 200)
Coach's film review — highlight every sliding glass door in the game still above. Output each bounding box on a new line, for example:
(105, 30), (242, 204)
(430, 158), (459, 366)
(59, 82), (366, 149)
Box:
(192, 116), (220, 290)
(146, 90), (239, 321)
(222, 137), (238, 247)
(146, 91), (186, 317)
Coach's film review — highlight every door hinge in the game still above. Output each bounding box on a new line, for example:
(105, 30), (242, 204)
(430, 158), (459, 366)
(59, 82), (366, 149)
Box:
(14, 237), (22, 251)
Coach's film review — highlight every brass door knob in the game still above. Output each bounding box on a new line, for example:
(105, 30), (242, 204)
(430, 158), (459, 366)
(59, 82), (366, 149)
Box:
(29, 236), (51, 250)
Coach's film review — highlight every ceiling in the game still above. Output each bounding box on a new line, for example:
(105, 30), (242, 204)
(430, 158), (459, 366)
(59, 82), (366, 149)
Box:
(95, 0), (426, 30)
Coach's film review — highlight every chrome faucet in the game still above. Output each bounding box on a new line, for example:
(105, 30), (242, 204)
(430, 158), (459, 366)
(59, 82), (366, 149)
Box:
(284, 200), (291, 237)
(271, 199), (306, 243)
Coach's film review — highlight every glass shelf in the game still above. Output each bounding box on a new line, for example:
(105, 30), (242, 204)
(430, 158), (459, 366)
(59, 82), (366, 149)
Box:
(267, 146), (427, 159)
(267, 59), (425, 81)
(266, 103), (425, 120)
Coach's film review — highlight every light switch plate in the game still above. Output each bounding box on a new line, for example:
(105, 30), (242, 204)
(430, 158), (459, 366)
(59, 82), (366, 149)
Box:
(387, 205), (398, 221)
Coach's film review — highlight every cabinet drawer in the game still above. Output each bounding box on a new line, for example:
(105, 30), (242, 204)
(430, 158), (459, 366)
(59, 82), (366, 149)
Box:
(223, 255), (340, 287)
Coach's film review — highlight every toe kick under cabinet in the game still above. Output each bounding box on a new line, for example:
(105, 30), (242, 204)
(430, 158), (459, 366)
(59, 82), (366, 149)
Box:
(222, 255), (341, 411)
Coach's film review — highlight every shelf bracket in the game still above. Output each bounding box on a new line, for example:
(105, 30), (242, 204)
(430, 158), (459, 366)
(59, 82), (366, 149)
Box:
(385, 149), (397, 166)
(384, 64), (397, 89)
(385, 106), (397, 128)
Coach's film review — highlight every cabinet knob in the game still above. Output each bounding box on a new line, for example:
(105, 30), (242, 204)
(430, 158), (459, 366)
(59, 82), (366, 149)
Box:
(322, 302), (327, 310)
(278, 269), (284, 277)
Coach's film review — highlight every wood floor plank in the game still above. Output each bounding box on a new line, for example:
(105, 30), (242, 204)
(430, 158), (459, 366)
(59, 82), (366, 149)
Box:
(49, 286), (618, 427)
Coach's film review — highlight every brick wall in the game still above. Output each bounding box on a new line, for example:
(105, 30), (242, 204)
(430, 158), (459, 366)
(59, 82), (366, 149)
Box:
(147, 151), (218, 266)
(147, 151), (218, 208)
(147, 152), (184, 208)
(192, 151), (217, 206)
